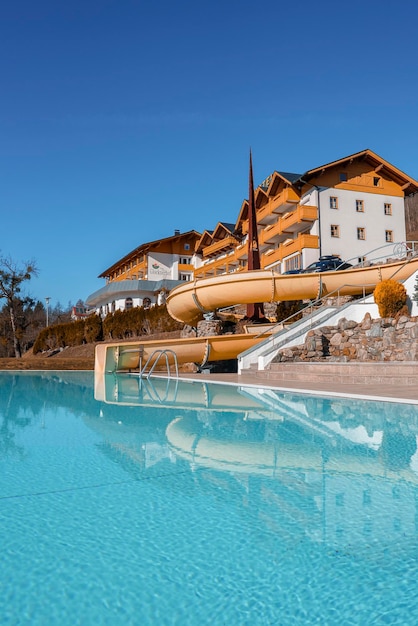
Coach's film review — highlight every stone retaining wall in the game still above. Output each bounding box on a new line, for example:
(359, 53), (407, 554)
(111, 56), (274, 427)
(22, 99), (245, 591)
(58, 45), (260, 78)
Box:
(273, 313), (418, 363)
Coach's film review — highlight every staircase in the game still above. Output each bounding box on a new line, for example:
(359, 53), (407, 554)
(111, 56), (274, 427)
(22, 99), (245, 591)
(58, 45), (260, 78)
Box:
(238, 295), (379, 373)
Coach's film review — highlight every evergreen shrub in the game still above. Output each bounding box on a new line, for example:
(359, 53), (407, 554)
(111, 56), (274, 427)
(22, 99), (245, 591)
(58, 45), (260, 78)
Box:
(33, 304), (182, 352)
(373, 279), (408, 318)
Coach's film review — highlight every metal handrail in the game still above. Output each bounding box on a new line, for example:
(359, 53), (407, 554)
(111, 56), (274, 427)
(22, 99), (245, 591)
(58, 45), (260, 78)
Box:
(140, 348), (179, 379)
(217, 241), (418, 325)
(241, 248), (418, 344)
(138, 375), (179, 403)
(344, 240), (418, 268)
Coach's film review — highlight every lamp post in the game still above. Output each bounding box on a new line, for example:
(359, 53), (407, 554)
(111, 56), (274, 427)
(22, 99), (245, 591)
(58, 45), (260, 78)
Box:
(45, 297), (51, 327)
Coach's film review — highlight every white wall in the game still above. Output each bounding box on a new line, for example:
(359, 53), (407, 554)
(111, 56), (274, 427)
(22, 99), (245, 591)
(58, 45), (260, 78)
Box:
(147, 253), (174, 280)
(319, 189), (406, 264)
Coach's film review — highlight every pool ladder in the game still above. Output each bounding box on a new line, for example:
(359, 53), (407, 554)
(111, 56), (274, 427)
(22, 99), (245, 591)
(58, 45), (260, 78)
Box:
(138, 348), (179, 379)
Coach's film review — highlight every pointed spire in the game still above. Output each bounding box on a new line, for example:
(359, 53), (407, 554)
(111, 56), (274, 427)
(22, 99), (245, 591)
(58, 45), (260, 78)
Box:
(246, 149), (266, 321)
(247, 149), (260, 271)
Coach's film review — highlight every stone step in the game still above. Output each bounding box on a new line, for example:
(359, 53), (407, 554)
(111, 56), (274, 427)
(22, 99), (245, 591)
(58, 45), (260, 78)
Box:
(241, 362), (418, 386)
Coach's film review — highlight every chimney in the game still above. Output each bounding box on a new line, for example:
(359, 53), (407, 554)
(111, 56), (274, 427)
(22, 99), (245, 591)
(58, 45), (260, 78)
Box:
(174, 229), (180, 235)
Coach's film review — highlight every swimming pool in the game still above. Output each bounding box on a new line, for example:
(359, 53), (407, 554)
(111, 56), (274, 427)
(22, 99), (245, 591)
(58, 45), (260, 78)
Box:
(1, 371), (418, 625)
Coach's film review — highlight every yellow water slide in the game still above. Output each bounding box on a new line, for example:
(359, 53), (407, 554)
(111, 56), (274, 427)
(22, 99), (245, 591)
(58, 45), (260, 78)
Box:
(166, 256), (418, 326)
(165, 414), (418, 483)
(95, 256), (418, 374)
(94, 332), (269, 375)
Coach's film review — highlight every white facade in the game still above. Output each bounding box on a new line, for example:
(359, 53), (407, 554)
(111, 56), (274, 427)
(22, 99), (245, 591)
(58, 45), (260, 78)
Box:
(86, 279), (184, 317)
(318, 188), (405, 264)
(87, 249), (202, 316)
(280, 186), (407, 273)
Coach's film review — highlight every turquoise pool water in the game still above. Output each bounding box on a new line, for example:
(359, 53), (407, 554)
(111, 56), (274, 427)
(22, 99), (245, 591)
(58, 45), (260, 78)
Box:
(1, 371), (418, 625)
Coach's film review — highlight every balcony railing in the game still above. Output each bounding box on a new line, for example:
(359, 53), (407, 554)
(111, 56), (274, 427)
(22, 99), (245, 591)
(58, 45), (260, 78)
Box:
(202, 235), (237, 258)
(280, 205), (317, 232)
(259, 205), (317, 245)
(257, 188), (300, 224)
(196, 232), (319, 277)
(280, 233), (319, 258)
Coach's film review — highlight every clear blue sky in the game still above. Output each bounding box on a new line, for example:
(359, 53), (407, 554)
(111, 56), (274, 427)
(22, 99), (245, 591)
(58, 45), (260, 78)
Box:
(1, 0), (418, 309)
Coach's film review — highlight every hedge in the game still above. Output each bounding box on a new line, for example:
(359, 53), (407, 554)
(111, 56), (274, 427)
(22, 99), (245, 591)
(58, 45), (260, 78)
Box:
(32, 305), (182, 354)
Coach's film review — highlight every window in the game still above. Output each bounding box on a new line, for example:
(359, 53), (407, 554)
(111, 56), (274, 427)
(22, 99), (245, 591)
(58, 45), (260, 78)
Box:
(373, 177), (380, 187)
(339, 172), (348, 182)
(184, 243), (190, 250)
(330, 224), (340, 238)
(335, 493), (344, 507)
(329, 196), (338, 209)
(384, 203), (392, 215)
(363, 490), (371, 506)
(385, 230), (393, 242)
(357, 227), (366, 240)
(284, 255), (301, 272)
(356, 199), (364, 212)
(180, 274), (191, 281)
(358, 256), (366, 265)
(180, 257), (191, 265)
(392, 485), (401, 500)
(125, 297), (133, 310)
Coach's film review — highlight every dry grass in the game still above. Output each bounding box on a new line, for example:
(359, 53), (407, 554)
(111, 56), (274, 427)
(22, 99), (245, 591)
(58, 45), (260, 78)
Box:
(0, 330), (184, 370)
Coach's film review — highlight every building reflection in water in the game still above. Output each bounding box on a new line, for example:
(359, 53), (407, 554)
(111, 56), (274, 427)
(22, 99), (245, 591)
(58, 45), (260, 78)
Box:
(93, 373), (418, 554)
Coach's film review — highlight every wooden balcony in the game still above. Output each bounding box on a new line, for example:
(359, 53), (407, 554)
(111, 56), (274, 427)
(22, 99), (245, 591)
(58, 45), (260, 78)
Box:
(280, 233), (319, 258)
(261, 247), (282, 267)
(195, 230), (318, 277)
(194, 266), (214, 279)
(178, 263), (193, 272)
(261, 222), (289, 245)
(260, 205), (317, 245)
(280, 205), (318, 233)
(194, 251), (238, 279)
(202, 235), (237, 258)
(261, 233), (319, 269)
(257, 188), (300, 224)
(233, 244), (248, 261)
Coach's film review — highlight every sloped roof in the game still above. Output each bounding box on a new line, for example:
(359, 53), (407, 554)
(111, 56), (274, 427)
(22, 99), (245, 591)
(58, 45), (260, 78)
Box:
(219, 222), (236, 231)
(86, 279), (182, 307)
(277, 171), (302, 184)
(99, 230), (201, 277)
(300, 149), (418, 194)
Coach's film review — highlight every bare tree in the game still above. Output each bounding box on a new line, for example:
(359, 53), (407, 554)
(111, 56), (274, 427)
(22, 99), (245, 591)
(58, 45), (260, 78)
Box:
(0, 255), (38, 358)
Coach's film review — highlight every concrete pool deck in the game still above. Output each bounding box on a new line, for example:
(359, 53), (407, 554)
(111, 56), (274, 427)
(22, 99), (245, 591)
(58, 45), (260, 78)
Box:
(177, 362), (418, 404)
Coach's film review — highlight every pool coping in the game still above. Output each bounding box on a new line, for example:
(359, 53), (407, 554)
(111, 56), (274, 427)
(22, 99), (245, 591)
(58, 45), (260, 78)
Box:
(174, 372), (418, 405)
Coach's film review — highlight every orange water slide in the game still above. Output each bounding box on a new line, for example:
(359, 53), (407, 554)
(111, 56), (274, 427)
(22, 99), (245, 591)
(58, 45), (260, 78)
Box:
(95, 256), (418, 374)
(166, 256), (418, 326)
(94, 332), (268, 375)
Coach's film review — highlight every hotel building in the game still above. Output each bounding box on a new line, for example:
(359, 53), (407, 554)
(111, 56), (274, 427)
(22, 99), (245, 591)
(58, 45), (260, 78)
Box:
(196, 149), (418, 278)
(86, 230), (202, 316)
(86, 150), (418, 315)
